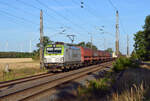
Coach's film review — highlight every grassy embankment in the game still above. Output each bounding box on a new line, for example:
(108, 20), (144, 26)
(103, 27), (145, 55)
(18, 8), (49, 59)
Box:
(0, 58), (48, 82)
(76, 57), (150, 101)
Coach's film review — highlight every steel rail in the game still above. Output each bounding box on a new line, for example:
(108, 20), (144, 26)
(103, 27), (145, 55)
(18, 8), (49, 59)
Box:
(23, 62), (113, 101)
(0, 72), (54, 89)
(0, 61), (113, 101)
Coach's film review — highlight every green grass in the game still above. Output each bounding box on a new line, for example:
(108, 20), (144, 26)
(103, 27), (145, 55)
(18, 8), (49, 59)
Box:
(110, 67), (150, 101)
(78, 77), (112, 99)
(113, 57), (139, 72)
(75, 59), (150, 101)
(0, 68), (48, 82)
(111, 83), (146, 101)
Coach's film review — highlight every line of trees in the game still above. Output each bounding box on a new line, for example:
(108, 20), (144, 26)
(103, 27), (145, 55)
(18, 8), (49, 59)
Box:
(0, 52), (33, 58)
(133, 15), (150, 60)
(0, 36), (113, 59)
(77, 42), (98, 50)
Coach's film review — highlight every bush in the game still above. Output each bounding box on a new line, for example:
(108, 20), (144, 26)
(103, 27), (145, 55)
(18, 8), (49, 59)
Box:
(113, 57), (132, 72)
(78, 78), (112, 98)
(0, 52), (34, 58)
(113, 56), (140, 72)
(32, 54), (39, 60)
(88, 78), (111, 92)
(32, 50), (40, 60)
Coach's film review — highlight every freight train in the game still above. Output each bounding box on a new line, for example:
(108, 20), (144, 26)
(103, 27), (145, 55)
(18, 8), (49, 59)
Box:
(44, 42), (112, 71)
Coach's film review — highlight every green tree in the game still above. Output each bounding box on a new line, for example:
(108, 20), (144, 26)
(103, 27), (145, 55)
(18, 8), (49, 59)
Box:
(77, 42), (86, 47)
(77, 41), (98, 50)
(86, 42), (97, 50)
(143, 15), (150, 60)
(32, 36), (53, 60)
(105, 48), (113, 54)
(134, 15), (150, 60)
(134, 31), (146, 60)
(36, 36), (53, 48)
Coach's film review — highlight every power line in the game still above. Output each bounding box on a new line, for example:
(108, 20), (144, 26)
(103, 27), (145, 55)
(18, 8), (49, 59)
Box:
(16, 0), (41, 10)
(14, 0), (59, 30)
(15, 0), (87, 42)
(0, 12), (21, 25)
(84, 2), (103, 19)
(35, 0), (89, 33)
(107, 0), (129, 55)
(0, 9), (38, 25)
(107, 0), (126, 35)
(15, 0), (92, 41)
(35, 0), (75, 25)
(107, 0), (117, 11)
(0, 9), (55, 33)
(53, 0), (96, 30)
(16, 0), (94, 41)
(107, 0), (127, 35)
(15, 0), (74, 31)
(71, 0), (102, 21)
(0, 1), (36, 17)
(16, 0), (62, 24)
(29, 40), (32, 53)
(0, 9), (54, 29)
(66, 35), (76, 43)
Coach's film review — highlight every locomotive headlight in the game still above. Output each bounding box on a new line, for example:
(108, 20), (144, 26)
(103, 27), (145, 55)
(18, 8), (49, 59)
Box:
(55, 58), (59, 62)
(60, 57), (64, 62)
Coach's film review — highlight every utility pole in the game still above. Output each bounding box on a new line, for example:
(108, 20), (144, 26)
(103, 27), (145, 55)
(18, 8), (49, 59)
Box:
(90, 33), (93, 49)
(40, 10), (44, 69)
(104, 38), (106, 50)
(115, 10), (119, 57)
(6, 41), (8, 52)
(20, 43), (23, 52)
(67, 35), (76, 44)
(29, 40), (32, 53)
(127, 34), (129, 57)
(88, 33), (93, 49)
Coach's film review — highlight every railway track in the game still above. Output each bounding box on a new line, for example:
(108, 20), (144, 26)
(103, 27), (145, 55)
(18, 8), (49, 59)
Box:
(0, 61), (113, 101)
(0, 72), (54, 89)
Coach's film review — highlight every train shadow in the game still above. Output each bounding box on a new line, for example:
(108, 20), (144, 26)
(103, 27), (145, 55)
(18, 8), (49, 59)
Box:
(49, 65), (112, 101)
(50, 81), (82, 101)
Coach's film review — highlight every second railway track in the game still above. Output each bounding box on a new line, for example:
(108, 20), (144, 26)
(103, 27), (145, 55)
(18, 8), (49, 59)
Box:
(0, 61), (113, 101)
(0, 72), (55, 89)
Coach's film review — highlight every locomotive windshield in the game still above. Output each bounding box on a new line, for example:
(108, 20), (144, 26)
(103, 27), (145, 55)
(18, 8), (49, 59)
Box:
(46, 47), (62, 54)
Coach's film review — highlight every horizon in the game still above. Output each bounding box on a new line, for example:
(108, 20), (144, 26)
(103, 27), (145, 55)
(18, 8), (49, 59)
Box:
(0, 0), (149, 54)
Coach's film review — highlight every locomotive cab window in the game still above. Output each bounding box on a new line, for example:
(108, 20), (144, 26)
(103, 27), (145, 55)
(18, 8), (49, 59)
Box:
(46, 47), (62, 54)
(53, 47), (62, 54)
(46, 47), (53, 54)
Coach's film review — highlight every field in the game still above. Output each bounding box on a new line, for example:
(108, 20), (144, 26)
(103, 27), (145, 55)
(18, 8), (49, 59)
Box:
(0, 58), (33, 63)
(0, 58), (40, 70)
(0, 58), (46, 82)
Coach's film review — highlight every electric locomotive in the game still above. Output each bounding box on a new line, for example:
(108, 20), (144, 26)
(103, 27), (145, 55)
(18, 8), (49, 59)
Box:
(44, 42), (81, 71)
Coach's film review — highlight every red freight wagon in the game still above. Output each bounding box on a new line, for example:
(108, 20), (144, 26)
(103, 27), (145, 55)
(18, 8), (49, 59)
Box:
(98, 50), (104, 60)
(92, 50), (99, 60)
(103, 51), (111, 60)
(78, 46), (112, 63)
(79, 47), (101, 63)
(79, 46), (93, 62)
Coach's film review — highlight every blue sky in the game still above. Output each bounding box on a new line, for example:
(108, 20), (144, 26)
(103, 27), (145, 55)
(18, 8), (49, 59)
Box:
(0, 0), (149, 54)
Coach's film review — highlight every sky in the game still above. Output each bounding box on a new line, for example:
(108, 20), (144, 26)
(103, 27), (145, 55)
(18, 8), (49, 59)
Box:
(0, 0), (149, 54)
